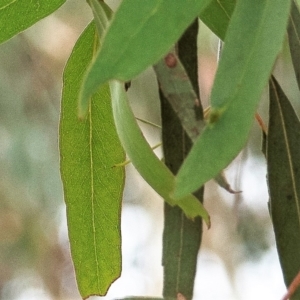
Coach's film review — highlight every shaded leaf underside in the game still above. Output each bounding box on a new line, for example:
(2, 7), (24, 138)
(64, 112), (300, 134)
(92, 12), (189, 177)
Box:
(267, 77), (300, 298)
(161, 20), (203, 300)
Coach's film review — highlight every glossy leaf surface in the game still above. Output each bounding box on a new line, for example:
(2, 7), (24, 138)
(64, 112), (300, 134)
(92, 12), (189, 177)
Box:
(60, 22), (125, 298)
(0, 0), (65, 44)
(110, 80), (210, 224)
(79, 0), (212, 117)
(267, 77), (300, 299)
(174, 0), (291, 198)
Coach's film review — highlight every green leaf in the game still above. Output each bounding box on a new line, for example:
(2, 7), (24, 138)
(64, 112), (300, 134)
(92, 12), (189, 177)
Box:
(199, 0), (237, 40)
(288, 0), (300, 90)
(87, 0), (112, 38)
(267, 77), (300, 299)
(174, 0), (291, 198)
(267, 78), (300, 299)
(110, 80), (210, 224)
(0, 0), (65, 44)
(163, 204), (202, 300)
(60, 22), (125, 298)
(79, 0), (212, 117)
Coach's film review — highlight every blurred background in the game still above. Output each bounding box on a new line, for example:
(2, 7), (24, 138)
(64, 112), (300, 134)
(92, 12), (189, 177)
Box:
(0, 1), (299, 299)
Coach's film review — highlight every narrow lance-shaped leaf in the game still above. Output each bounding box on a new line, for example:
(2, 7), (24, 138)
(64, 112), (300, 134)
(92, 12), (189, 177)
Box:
(160, 20), (203, 300)
(267, 77), (300, 299)
(60, 22), (125, 298)
(110, 80), (210, 224)
(288, 0), (300, 90)
(174, 0), (291, 198)
(199, 0), (237, 40)
(0, 0), (65, 44)
(79, 0), (213, 117)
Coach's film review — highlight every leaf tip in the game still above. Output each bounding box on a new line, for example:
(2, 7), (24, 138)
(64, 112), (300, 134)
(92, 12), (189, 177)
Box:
(206, 215), (211, 229)
(201, 214), (211, 229)
(185, 205), (210, 228)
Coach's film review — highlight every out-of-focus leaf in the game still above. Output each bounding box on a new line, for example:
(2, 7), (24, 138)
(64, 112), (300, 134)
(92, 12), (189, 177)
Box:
(79, 0), (212, 117)
(0, 0), (65, 44)
(267, 77), (300, 299)
(288, 0), (300, 90)
(214, 172), (240, 193)
(60, 22), (125, 298)
(174, 0), (291, 198)
(199, 0), (237, 40)
(153, 47), (205, 143)
(110, 80), (210, 224)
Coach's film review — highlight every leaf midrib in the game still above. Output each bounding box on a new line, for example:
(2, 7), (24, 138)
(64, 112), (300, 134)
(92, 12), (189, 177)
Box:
(216, 0), (231, 19)
(0, 0), (17, 11)
(90, 30), (101, 290)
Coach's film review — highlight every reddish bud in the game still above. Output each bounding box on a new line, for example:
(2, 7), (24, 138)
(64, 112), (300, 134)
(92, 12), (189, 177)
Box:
(164, 53), (177, 68)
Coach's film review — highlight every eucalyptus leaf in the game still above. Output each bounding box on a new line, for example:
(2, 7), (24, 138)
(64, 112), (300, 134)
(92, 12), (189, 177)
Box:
(0, 0), (65, 44)
(199, 0), (237, 40)
(110, 80), (210, 224)
(267, 77), (300, 299)
(161, 20), (203, 300)
(79, 0), (212, 117)
(174, 0), (291, 198)
(60, 22), (125, 298)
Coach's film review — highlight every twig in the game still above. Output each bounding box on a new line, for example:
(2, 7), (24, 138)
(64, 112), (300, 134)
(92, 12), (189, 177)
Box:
(282, 271), (300, 300)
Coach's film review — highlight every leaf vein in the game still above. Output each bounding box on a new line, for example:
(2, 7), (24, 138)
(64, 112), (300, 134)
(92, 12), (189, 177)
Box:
(0, 0), (17, 11)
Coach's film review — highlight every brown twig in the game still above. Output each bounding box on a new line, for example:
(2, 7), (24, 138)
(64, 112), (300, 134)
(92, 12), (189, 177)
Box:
(255, 112), (268, 134)
(282, 271), (300, 300)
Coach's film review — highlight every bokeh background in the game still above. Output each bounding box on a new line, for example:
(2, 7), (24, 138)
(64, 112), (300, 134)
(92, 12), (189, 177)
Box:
(0, 1), (300, 299)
